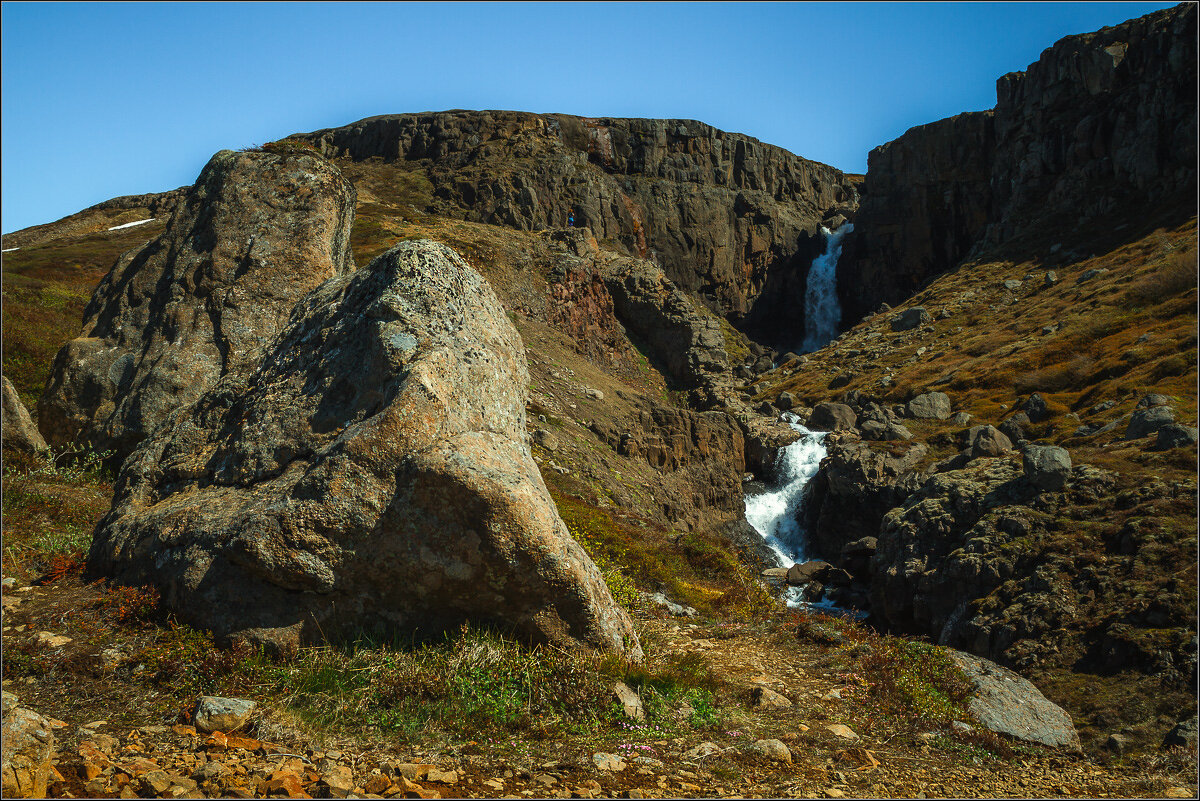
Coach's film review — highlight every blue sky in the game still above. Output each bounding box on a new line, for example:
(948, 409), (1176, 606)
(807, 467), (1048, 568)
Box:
(1, 1), (1177, 235)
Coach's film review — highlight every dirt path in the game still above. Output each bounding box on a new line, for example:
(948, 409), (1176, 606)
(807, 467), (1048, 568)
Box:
(3, 579), (1196, 799)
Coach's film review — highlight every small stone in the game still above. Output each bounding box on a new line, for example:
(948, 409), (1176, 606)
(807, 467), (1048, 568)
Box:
(613, 681), (645, 721)
(825, 724), (859, 740)
(1104, 733), (1131, 754)
(140, 770), (174, 795)
(389, 763), (435, 781)
(364, 773), (393, 795)
(750, 685), (793, 710)
(1164, 787), (1195, 798)
(591, 752), (626, 772)
(583, 388), (604, 401)
(194, 696), (256, 733)
(99, 648), (124, 672)
(33, 631), (73, 648)
(681, 742), (721, 760)
(425, 768), (458, 784)
(2, 705), (56, 798)
(533, 428), (559, 451)
(748, 738), (791, 763)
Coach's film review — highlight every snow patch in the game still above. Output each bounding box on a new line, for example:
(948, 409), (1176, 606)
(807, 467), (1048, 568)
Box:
(1, 247), (19, 253)
(107, 218), (156, 231)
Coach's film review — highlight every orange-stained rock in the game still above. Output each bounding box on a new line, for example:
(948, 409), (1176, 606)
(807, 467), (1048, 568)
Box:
(261, 770), (311, 798)
(2, 705), (57, 799)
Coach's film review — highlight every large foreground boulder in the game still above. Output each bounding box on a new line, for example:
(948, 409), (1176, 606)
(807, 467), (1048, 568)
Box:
(39, 148), (356, 464)
(88, 240), (641, 659)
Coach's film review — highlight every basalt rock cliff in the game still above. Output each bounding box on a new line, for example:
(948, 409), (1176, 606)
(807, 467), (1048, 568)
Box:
(294, 111), (859, 348)
(839, 2), (1197, 325)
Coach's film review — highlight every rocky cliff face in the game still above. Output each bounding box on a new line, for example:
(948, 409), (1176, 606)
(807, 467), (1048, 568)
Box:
(836, 112), (994, 325)
(38, 150), (356, 462)
(294, 111), (858, 347)
(840, 2), (1197, 324)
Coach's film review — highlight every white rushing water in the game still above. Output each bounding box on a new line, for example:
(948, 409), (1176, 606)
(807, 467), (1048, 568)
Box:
(800, 223), (853, 353)
(743, 415), (845, 611)
(744, 416), (826, 566)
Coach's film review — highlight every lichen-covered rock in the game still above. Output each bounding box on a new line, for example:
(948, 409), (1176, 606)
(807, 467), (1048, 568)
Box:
(39, 149), (357, 464)
(1, 701), (55, 798)
(194, 696), (256, 733)
(889, 307), (932, 332)
(964, 424), (1013, 458)
(1156, 423), (1199, 450)
(88, 240), (641, 659)
(906, 391), (952, 420)
(1, 377), (47, 453)
(1023, 445), (1072, 491)
(1125, 405), (1176, 440)
(808, 402), (857, 432)
(949, 650), (1081, 750)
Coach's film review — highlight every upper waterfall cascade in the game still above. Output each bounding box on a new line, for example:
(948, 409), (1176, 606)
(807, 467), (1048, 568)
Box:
(800, 223), (852, 353)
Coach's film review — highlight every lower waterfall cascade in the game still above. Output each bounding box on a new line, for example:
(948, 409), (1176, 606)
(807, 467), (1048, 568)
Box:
(743, 414), (840, 611)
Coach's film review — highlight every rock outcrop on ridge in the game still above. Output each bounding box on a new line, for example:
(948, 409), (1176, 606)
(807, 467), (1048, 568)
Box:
(2, 376), (47, 453)
(88, 240), (642, 659)
(839, 2), (1197, 323)
(38, 149), (357, 464)
(294, 110), (859, 346)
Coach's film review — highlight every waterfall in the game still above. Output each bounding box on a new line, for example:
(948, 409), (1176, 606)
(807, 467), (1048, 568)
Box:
(800, 223), (853, 353)
(744, 416), (826, 566)
(743, 414), (840, 611)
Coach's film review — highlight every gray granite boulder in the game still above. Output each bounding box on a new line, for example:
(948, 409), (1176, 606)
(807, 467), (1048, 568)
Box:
(890, 307), (930, 331)
(1155, 423), (1198, 450)
(88, 240), (641, 660)
(808, 401), (857, 431)
(949, 650), (1081, 751)
(1125, 405), (1175, 440)
(906, 391), (952, 420)
(1023, 445), (1072, 491)
(39, 149), (357, 465)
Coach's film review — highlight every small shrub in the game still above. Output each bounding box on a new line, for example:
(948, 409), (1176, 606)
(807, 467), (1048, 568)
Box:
(856, 637), (973, 731)
(94, 583), (162, 628)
